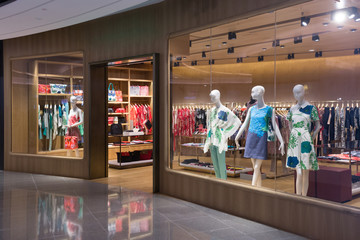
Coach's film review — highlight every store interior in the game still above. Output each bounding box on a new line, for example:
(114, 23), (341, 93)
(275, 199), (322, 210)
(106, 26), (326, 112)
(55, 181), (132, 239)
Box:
(170, 0), (360, 208)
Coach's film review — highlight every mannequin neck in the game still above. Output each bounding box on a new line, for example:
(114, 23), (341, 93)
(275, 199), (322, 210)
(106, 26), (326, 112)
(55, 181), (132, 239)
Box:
(215, 101), (223, 109)
(297, 98), (307, 107)
(256, 96), (265, 108)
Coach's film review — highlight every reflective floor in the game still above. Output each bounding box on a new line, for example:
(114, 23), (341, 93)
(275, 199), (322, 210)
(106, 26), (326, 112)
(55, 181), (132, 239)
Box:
(0, 171), (306, 240)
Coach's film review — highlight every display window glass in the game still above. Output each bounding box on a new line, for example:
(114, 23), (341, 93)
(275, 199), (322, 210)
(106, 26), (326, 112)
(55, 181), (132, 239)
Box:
(11, 52), (85, 158)
(169, 0), (360, 208)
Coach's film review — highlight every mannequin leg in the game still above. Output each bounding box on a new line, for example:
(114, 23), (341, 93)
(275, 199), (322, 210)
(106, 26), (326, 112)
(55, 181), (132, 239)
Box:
(251, 158), (263, 187)
(217, 149), (227, 180)
(301, 170), (310, 196)
(210, 146), (221, 178)
(295, 167), (303, 195)
(210, 145), (227, 180)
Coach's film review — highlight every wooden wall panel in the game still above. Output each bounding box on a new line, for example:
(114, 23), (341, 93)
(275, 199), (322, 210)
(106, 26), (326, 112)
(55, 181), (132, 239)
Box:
(5, 0), (360, 239)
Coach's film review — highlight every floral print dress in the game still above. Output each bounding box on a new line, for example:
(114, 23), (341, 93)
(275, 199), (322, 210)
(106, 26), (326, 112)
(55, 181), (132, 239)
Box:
(286, 104), (319, 170)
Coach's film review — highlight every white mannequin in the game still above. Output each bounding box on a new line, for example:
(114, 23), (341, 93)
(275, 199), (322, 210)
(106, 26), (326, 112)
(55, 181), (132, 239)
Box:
(210, 89), (222, 108)
(292, 84), (321, 196)
(67, 96), (83, 157)
(235, 86), (285, 187)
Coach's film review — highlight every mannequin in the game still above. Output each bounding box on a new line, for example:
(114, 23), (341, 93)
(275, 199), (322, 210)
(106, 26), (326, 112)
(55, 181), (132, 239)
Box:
(66, 96), (83, 157)
(286, 84), (321, 196)
(204, 90), (241, 180)
(235, 86), (284, 187)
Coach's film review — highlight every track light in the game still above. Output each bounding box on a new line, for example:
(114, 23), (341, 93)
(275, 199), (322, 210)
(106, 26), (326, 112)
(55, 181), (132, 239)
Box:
(258, 56), (264, 62)
(191, 61), (197, 66)
(356, 15), (360, 22)
(287, 53), (295, 59)
(294, 36), (302, 44)
(351, 28), (357, 32)
(228, 32), (236, 40)
(331, 9), (349, 23)
(236, 57), (243, 63)
(301, 16), (310, 26)
(174, 62), (180, 67)
(222, 42), (227, 45)
(312, 34), (320, 42)
(354, 49), (360, 55)
(315, 51), (322, 58)
(227, 47), (234, 54)
(209, 59), (215, 65)
(272, 40), (280, 47)
(176, 57), (182, 61)
(348, 7), (358, 19)
(189, 40), (192, 47)
(202, 51), (206, 58)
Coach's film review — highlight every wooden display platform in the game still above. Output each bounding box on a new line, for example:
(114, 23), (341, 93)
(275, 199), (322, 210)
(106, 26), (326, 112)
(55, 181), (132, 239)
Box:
(180, 163), (252, 177)
(109, 159), (153, 169)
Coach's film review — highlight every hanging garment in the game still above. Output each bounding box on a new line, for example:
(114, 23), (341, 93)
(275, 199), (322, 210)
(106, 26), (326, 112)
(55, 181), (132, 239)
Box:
(204, 105), (241, 154)
(244, 105), (273, 160)
(38, 105), (43, 140)
(286, 103), (319, 170)
(53, 105), (58, 140)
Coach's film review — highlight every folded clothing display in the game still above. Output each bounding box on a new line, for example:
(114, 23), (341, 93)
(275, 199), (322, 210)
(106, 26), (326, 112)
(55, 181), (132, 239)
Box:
(180, 159), (250, 172)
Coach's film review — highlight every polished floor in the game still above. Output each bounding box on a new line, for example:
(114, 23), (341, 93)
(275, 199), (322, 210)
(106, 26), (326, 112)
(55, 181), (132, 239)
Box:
(0, 171), (306, 240)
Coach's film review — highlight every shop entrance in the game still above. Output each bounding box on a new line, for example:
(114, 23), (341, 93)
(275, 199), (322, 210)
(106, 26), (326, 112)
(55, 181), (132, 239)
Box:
(90, 54), (159, 193)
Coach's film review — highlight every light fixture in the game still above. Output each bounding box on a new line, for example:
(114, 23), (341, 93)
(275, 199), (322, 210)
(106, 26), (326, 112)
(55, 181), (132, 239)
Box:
(315, 51), (322, 58)
(262, 48), (267, 51)
(294, 36), (302, 44)
(258, 56), (264, 62)
(228, 32), (236, 40)
(272, 40), (280, 47)
(351, 28), (357, 32)
(227, 47), (234, 54)
(206, 44), (210, 48)
(354, 49), (359, 55)
(222, 41), (227, 45)
(323, 22), (329, 26)
(312, 34), (320, 42)
(209, 59), (215, 65)
(191, 61), (197, 66)
(309, 49), (315, 52)
(189, 40), (192, 47)
(183, 57), (187, 59)
(356, 15), (360, 22)
(202, 51), (206, 58)
(236, 57), (243, 63)
(331, 9), (348, 23)
(280, 45), (285, 48)
(174, 62), (180, 67)
(176, 57), (182, 61)
(348, 7), (358, 19)
(287, 53), (295, 59)
(301, 16), (310, 26)
(337, 26), (344, 29)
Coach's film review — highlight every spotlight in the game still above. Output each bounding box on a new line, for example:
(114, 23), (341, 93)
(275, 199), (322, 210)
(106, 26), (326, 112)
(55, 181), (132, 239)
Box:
(191, 61), (197, 66)
(262, 48), (267, 51)
(236, 57), (243, 63)
(227, 47), (234, 54)
(209, 59), (215, 65)
(287, 53), (295, 59)
(272, 40), (280, 47)
(354, 49), (359, 55)
(351, 28), (357, 32)
(337, 26), (344, 29)
(280, 45), (285, 48)
(323, 22), (329, 26)
(258, 56), (264, 62)
(312, 34), (320, 42)
(202, 51), (206, 58)
(356, 15), (360, 22)
(228, 32), (236, 40)
(176, 57), (182, 61)
(183, 57), (187, 59)
(189, 40), (192, 47)
(294, 36), (302, 44)
(348, 7), (358, 19)
(315, 51), (322, 58)
(174, 62), (180, 67)
(205, 44), (210, 48)
(301, 16), (310, 26)
(309, 49), (315, 52)
(331, 9), (348, 23)
(222, 42), (227, 45)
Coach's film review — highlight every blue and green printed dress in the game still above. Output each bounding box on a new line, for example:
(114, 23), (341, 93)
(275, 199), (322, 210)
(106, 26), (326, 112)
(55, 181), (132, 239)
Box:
(286, 104), (319, 170)
(244, 105), (273, 160)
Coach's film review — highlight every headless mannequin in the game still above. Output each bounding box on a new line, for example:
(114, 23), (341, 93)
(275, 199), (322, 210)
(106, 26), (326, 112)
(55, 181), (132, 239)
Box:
(292, 84), (321, 196)
(67, 96), (83, 157)
(235, 86), (285, 187)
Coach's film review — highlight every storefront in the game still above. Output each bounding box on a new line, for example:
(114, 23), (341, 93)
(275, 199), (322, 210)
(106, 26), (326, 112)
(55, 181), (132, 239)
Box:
(3, 0), (360, 238)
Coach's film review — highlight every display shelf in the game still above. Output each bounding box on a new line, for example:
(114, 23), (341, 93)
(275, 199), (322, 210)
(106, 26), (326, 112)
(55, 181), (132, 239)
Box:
(130, 79), (152, 83)
(109, 159), (153, 169)
(38, 93), (72, 96)
(108, 77), (129, 81)
(130, 96), (152, 98)
(180, 163), (252, 177)
(108, 123), (130, 126)
(108, 113), (129, 116)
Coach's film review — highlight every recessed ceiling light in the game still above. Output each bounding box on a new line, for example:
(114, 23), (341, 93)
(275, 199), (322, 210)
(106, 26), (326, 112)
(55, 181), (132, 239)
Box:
(337, 26), (344, 29)
(222, 42), (227, 45)
(351, 28), (357, 32)
(183, 57), (186, 59)
(332, 10), (348, 23)
(323, 22), (329, 26)
(309, 49), (315, 52)
(262, 48), (267, 51)
(205, 44), (210, 48)
(280, 45), (285, 48)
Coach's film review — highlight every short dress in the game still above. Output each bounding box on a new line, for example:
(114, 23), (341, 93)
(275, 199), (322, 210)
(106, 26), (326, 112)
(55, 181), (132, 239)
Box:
(244, 105), (273, 160)
(286, 104), (319, 170)
(65, 113), (81, 149)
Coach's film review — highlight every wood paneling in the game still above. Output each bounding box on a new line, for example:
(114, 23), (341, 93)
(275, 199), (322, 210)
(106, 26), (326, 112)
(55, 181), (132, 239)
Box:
(6, 0), (360, 239)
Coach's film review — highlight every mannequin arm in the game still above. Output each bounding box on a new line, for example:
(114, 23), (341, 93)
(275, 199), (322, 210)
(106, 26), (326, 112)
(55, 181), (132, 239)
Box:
(235, 107), (251, 148)
(272, 109), (285, 155)
(311, 120), (321, 140)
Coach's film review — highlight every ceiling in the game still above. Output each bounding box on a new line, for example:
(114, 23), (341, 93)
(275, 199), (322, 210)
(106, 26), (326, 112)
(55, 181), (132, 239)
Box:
(172, 0), (360, 65)
(0, 0), (163, 40)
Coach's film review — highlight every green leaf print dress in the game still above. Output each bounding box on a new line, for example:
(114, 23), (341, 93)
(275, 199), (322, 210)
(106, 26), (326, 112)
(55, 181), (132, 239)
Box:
(286, 103), (319, 170)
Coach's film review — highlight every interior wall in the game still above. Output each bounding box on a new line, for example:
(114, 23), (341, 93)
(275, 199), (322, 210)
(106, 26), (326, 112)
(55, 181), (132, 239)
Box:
(4, 0), (360, 239)
(172, 55), (360, 105)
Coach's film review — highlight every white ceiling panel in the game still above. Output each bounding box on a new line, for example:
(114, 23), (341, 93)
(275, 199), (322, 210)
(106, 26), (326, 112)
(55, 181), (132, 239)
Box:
(0, 0), (163, 40)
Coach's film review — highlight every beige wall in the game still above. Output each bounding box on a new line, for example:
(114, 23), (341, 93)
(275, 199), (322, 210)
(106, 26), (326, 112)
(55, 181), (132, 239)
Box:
(4, 0), (360, 239)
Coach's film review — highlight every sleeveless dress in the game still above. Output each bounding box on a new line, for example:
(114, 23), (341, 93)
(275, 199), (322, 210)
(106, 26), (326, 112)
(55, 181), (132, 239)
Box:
(65, 112), (81, 149)
(244, 105), (273, 160)
(286, 104), (319, 170)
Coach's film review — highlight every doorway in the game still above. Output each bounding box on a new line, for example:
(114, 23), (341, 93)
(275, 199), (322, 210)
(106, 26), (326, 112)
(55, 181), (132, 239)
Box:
(90, 54), (159, 193)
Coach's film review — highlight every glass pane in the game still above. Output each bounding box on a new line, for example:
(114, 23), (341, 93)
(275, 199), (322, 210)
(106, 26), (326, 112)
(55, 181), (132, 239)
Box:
(11, 52), (85, 158)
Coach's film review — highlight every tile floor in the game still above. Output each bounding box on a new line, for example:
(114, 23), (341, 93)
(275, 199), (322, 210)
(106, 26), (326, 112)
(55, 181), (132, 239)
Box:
(0, 171), (307, 240)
